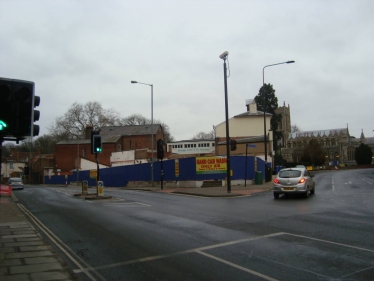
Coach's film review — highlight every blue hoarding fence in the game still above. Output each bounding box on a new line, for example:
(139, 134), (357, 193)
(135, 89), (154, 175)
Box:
(45, 156), (266, 187)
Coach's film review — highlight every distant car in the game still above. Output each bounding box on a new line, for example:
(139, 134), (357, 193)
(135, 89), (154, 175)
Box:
(7, 177), (24, 190)
(273, 168), (315, 199)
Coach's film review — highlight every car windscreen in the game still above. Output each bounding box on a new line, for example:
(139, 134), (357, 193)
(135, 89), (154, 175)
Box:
(279, 170), (301, 178)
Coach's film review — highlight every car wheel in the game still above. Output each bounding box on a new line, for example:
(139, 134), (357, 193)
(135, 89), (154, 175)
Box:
(273, 192), (279, 199)
(304, 190), (310, 198)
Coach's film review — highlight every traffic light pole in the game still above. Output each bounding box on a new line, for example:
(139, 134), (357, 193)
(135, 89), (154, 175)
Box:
(0, 138), (3, 183)
(160, 159), (164, 190)
(96, 153), (100, 194)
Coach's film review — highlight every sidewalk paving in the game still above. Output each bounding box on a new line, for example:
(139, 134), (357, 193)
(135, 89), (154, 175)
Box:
(0, 196), (78, 281)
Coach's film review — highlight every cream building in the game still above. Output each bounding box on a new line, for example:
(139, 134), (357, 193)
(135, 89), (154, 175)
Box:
(214, 99), (273, 161)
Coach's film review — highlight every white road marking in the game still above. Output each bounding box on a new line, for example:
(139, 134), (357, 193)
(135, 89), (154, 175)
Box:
(103, 202), (151, 207)
(196, 250), (279, 281)
(284, 232), (374, 253)
(74, 232), (284, 273)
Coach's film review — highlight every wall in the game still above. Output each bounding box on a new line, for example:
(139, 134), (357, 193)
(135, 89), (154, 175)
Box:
(45, 156), (265, 187)
(215, 115), (271, 138)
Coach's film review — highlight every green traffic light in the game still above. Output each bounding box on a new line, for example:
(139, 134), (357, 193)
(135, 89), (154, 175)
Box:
(0, 120), (7, 130)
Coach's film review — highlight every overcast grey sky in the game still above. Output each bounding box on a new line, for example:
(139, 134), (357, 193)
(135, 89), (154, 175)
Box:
(1, 0), (373, 141)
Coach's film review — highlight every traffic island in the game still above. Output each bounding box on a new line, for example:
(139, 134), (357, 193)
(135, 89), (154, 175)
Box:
(84, 195), (112, 200)
(73, 193), (112, 200)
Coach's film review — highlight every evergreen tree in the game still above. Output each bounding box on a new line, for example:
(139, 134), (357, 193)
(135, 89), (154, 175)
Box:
(254, 83), (282, 151)
(355, 143), (373, 165)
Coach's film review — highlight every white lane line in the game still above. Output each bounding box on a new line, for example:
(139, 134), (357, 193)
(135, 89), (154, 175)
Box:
(332, 176), (335, 191)
(284, 232), (374, 253)
(135, 202), (151, 207)
(17, 204), (104, 281)
(102, 202), (151, 207)
(55, 190), (72, 197)
(11, 192), (18, 201)
(196, 250), (279, 281)
(74, 232), (285, 273)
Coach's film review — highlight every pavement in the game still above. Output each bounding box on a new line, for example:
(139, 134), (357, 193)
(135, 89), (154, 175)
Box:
(122, 180), (274, 197)
(0, 196), (79, 281)
(0, 180), (273, 280)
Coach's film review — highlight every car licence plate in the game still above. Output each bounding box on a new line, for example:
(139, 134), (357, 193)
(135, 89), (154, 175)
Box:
(283, 187), (295, 191)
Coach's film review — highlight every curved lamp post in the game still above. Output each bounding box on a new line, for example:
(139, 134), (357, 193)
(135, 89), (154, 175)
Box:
(131, 80), (154, 187)
(262, 60), (295, 182)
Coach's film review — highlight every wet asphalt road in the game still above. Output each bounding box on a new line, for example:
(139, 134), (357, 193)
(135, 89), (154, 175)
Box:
(12, 169), (374, 281)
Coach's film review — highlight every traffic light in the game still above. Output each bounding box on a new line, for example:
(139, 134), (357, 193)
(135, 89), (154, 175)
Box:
(91, 132), (102, 154)
(157, 139), (164, 159)
(230, 139), (237, 151)
(0, 78), (40, 139)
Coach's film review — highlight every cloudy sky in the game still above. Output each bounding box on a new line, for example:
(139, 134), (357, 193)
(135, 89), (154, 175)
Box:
(1, 0), (373, 141)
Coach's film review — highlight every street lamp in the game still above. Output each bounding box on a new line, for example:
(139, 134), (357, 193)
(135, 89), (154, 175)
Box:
(219, 51), (231, 193)
(262, 60), (294, 182)
(131, 80), (154, 187)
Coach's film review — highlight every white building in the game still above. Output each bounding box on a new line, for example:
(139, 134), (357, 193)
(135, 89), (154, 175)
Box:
(166, 140), (215, 155)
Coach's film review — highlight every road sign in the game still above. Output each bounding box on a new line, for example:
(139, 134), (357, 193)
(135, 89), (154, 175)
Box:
(97, 181), (104, 196)
(247, 144), (256, 148)
(82, 180), (88, 194)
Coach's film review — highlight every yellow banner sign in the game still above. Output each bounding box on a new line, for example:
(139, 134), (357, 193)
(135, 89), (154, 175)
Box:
(175, 159), (179, 177)
(90, 169), (97, 179)
(196, 156), (227, 174)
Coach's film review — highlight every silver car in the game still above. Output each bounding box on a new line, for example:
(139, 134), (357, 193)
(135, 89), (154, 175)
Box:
(273, 168), (315, 199)
(7, 177), (24, 190)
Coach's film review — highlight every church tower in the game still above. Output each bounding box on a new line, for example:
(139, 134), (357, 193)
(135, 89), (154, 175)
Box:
(275, 101), (291, 147)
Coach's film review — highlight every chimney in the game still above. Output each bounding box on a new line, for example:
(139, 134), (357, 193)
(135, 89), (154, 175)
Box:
(85, 124), (93, 139)
(245, 99), (257, 113)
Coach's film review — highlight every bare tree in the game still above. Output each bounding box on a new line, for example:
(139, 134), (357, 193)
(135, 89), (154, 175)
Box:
(120, 114), (174, 143)
(48, 102), (174, 142)
(291, 124), (301, 133)
(192, 131), (214, 140)
(120, 114), (148, 125)
(48, 102), (121, 139)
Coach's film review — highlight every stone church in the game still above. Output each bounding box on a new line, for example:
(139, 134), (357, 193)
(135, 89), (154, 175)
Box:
(275, 102), (373, 166)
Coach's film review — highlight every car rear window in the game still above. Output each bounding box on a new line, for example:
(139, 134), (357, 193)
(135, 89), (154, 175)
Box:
(10, 179), (22, 183)
(279, 170), (301, 178)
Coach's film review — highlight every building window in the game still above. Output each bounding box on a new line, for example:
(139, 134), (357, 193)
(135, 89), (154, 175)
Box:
(347, 146), (355, 161)
(9, 162), (13, 169)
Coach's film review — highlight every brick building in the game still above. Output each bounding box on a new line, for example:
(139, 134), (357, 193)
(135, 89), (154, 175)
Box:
(54, 124), (164, 172)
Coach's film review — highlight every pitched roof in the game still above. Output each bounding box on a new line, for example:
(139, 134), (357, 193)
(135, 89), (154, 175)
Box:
(100, 124), (161, 136)
(56, 124), (161, 145)
(288, 128), (349, 139)
(234, 110), (272, 118)
(57, 135), (121, 145)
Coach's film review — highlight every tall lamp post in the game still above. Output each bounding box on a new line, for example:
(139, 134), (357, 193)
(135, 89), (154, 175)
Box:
(219, 51), (231, 193)
(262, 60), (295, 182)
(131, 80), (154, 187)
